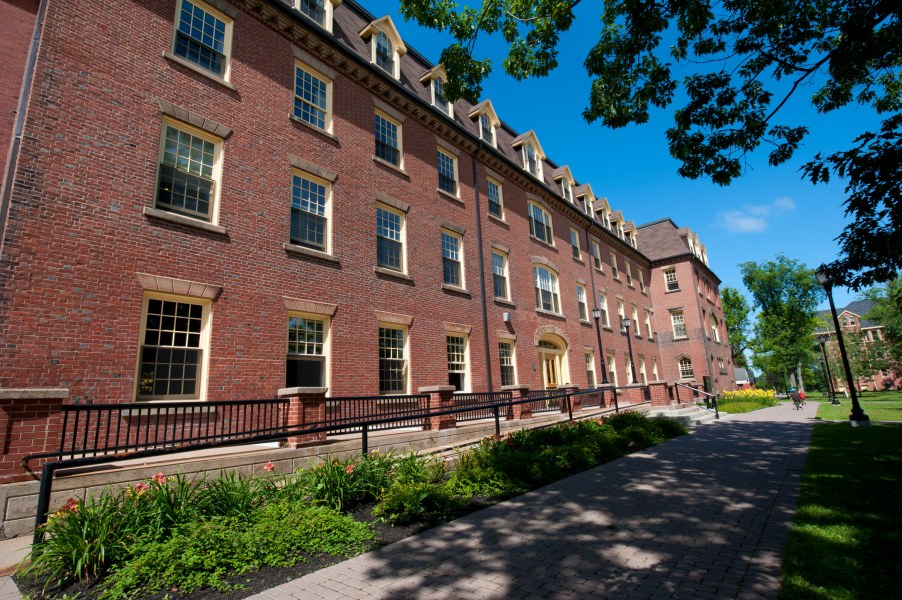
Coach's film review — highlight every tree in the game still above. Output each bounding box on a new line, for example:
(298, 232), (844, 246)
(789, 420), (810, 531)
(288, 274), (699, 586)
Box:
(864, 276), (902, 366)
(721, 287), (752, 367)
(741, 255), (824, 389)
(398, 0), (901, 289)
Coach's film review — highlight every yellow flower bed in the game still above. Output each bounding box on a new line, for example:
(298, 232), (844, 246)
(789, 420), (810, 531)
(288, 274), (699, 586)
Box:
(721, 388), (777, 402)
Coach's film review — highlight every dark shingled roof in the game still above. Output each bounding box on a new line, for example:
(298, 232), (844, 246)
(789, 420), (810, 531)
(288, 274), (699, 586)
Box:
(815, 299), (878, 331)
(636, 219), (691, 261)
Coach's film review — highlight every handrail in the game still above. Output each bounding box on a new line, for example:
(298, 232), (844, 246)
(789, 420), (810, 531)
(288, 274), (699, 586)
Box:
(674, 382), (719, 419)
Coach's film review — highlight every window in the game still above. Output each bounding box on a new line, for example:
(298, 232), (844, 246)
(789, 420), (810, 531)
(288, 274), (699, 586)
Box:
(376, 204), (404, 272)
(156, 121), (220, 223)
(499, 341), (516, 386)
(286, 315), (327, 387)
(138, 295), (207, 400)
(678, 356), (694, 380)
(480, 113), (494, 145)
(290, 172), (330, 251)
(625, 261), (633, 286)
(639, 359), (647, 384)
(487, 178), (503, 218)
(577, 284), (589, 321)
(533, 265), (560, 313)
(524, 142), (539, 177)
(644, 309), (653, 339)
(447, 334), (468, 391)
(528, 202), (553, 244)
(569, 228), (582, 259)
(297, 0), (326, 25)
(375, 30), (394, 75)
(652, 358), (659, 381)
(591, 241), (602, 271)
(624, 356), (634, 384)
(562, 179), (573, 202)
(638, 269), (646, 293)
(437, 149), (457, 195)
(631, 304), (640, 334)
(585, 351), (596, 388)
(442, 230), (464, 288)
(610, 252), (619, 278)
(294, 63), (331, 131)
(617, 299), (625, 323)
(607, 354), (618, 386)
(173, 0), (232, 78)
(598, 293), (610, 327)
(664, 268), (679, 292)
(671, 310), (687, 338)
(710, 314), (721, 342)
(492, 250), (509, 300)
(374, 111), (401, 166)
(432, 78), (451, 116)
(378, 326), (407, 394)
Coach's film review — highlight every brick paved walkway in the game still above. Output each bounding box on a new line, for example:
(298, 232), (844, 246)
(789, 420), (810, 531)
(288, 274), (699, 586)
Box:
(0, 401), (817, 600)
(247, 401), (816, 600)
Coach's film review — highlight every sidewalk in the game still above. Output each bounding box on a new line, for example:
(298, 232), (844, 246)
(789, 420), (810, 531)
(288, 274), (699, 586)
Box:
(0, 401), (819, 599)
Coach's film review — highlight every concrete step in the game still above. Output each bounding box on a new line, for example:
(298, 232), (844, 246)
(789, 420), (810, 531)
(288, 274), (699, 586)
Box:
(647, 405), (718, 427)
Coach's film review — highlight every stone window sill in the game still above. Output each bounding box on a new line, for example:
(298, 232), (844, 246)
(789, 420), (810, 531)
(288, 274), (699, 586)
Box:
(289, 115), (340, 145)
(535, 308), (565, 319)
(374, 266), (413, 282)
(163, 51), (237, 92)
(373, 156), (409, 178)
(438, 188), (464, 206)
(494, 297), (516, 308)
(144, 207), (228, 236)
(442, 284), (471, 297)
(283, 243), (340, 265)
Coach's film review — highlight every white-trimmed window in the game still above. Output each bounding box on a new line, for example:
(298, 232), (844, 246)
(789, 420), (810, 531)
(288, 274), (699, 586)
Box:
(379, 325), (408, 394)
(137, 294), (210, 400)
(362, 16), (406, 79)
(631, 304), (640, 334)
(492, 250), (509, 300)
(172, 0), (233, 79)
(598, 293), (610, 327)
(624, 356), (634, 384)
(375, 30), (395, 75)
(294, 62), (332, 132)
(523, 142), (542, 178)
(639, 269), (646, 293)
(577, 284), (589, 322)
(610, 252), (619, 278)
(534, 265), (560, 313)
(286, 314), (328, 388)
(376, 204), (405, 272)
(437, 149), (458, 195)
(562, 179), (573, 203)
(294, 0), (338, 31)
(479, 113), (495, 146)
(156, 120), (222, 223)
(375, 111), (402, 167)
(528, 202), (553, 244)
(639, 358), (647, 384)
(442, 229), (464, 288)
(290, 171), (331, 252)
(446, 334), (469, 391)
(432, 78), (452, 116)
(591, 241), (602, 271)
(607, 354), (618, 386)
(625, 261), (633, 286)
(652, 358), (659, 380)
(644, 309), (653, 339)
(664, 268), (679, 292)
(499, 340), (516, 386)
(569, 228), (581, 260)
(487, 177), (503, 218)
(671, 310), (687, 339)
(617, 299), (625, 323)
(585, 350), (596, 388)
(710, 314), (721, 342)
(678, 356), (694, 380)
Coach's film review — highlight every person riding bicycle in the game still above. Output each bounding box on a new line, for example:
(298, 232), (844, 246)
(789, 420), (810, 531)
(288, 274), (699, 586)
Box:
(790, 388), (802, 410)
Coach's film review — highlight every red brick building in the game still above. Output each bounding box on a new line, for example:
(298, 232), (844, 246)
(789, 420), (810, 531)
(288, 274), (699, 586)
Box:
(0, 0), (733, 482)
(638, 219), (734, 394)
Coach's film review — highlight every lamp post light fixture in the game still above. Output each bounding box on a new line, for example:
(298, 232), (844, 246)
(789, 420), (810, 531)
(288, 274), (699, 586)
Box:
(621, 316), (638, 384)
(817, 333), (841, 405)
(591, 307), (609, 385)
(815, 268), (869, 424)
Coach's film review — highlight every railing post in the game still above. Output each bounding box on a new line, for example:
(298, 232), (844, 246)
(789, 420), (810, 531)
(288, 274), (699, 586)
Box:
(1, 388), (68, 484)
(277, 387), (327, 448)
(558, 385), (580, 414)
(648, 381), (671, 407)
(501, 385), (531, 420)
(418, 386), (457, 431)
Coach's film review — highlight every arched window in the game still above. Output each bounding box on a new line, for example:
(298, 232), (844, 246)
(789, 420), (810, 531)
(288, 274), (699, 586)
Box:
(533, 265), (560, 314)
(678, 356), (694, 380)
(710, 314), (720, 342)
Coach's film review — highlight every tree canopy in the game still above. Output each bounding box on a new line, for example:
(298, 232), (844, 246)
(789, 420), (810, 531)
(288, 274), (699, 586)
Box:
(720, 286), (752, 367)
(864, 276), (902, 369)
(398, 0), (901, 289)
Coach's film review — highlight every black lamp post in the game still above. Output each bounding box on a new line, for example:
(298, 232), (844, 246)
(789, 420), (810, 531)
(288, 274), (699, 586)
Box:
(815, 268), (869, 424)
(591, 307), (609, 385)
(817, 333), (840, 405)
(621, 316), (638, 384)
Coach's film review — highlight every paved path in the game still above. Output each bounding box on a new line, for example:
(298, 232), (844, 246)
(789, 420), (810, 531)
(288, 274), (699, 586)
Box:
(0, 401), (819, 599)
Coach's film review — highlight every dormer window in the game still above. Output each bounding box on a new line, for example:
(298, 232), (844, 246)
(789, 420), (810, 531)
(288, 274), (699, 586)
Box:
(512, 130), (545, 179)
(524, 143), (538, 176)
(420, 66), (453, 117)
(360, 16), (407, 80)
(291, 0), (339, 32)
(562, 179), (572, 202)
(469, 100), (500, 148)
(480, 114), (493, 145)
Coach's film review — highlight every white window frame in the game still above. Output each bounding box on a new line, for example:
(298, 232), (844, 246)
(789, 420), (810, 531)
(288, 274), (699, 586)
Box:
(671, 310), (687, 339)
(378, 324), (409, 395)
(652, 358), (659, 381)
(523, 142), (543, 178)
(631, 304), (640, 334)
(155, 118), (223, 225)
(446, 333), (470, 392)
(607, 353), (618, 386)
(289, 169), (332, 254)
(286, 312), (330, 389)
(376, 203), (406, 274)
(171, 0), (234, 81)
(678, 356), (694, 380)
(534, 265), (561, 314)
(492, 249), (509, 300)
(498, 339), (517, 386)
(294, 61), (333, 133)
(486, 177), (504, 219)
(638, 269), (646, 293)
(644, 309), (653, 339)
(625, 261), (633, 287)
(374, 110), (403, 168)
(617, 299), (625, 323)
(528, 201), (554, 245)
(479, 113), (495, 146)
(585, 350), (596, 388)
(577, 284), (589, 322)
(664, 268), (679, 292)
(569, 227), (582, 260)
(591, 241), (603, 271)
(639, 358), (647, 384)
(431, 77), (453, 117)
(136, 292), (212, 401)
(293, 0), (338, 32)
(598, 292), (610, 328)
(561, 179), (573, 203)
(711, 314), (721, 342)
(610, 251), (619, 279)
(437, 148), (459, 196)
(441, 229), (465, 289)
(373, 30), (398, 78)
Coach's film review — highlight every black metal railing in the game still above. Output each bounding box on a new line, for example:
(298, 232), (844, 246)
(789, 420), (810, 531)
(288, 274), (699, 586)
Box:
(527, 389), (565, 414)
(324, 394), (429, 433)
(455, 391), (512, 422)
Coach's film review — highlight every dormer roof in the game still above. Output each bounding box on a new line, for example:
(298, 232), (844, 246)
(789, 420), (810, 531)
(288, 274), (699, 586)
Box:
(359, 15), (407, 57)
(468, 99), (500, 127)
(511, 130), (546, 158)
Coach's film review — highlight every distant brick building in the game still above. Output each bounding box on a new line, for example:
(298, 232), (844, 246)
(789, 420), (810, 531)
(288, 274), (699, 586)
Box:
(0, 0), (734, 483)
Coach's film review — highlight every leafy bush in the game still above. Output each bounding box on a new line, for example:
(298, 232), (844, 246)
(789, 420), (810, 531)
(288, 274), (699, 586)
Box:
(373, 482), (463, 524)
(195, 470), (276, 518)
(650, 417), (689, 439)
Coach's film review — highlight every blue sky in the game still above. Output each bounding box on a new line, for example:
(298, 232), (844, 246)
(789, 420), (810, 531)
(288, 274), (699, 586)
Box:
(379, 0), (883, 311)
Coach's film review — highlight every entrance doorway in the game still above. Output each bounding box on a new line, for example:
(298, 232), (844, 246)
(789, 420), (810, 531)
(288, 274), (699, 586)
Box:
(538, 338), (569, 390)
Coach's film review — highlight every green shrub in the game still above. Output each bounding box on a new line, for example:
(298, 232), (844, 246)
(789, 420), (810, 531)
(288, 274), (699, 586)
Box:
(373, 482), (463, 524)
(390, 450), (446, 486)
(650, 417), (689, 439)
(195, 470), (276, 517)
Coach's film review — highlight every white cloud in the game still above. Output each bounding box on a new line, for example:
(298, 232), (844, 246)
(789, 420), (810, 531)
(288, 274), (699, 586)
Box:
(716, 197), (796, 233)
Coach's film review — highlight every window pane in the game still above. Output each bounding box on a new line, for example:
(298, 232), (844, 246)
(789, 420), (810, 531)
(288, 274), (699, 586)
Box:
(140, 299), (203, 399)
(375, 31), (394, 74)
(174, 1), (226, 75)
(294, 66), (328, 129)
(376, 207), (402, 270)
(374, 114), (400, 165)
(499, 342), (514, 386)
(437, 151), (456, 194)
(290, 174), (327, 250)
(298, 0), (325, 25)
(379, 327), (405, 394)
(487, 180), (502, 217)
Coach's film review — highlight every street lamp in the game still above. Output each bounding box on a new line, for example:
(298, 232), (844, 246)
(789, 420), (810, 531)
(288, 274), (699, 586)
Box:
(591, 307), (609, 385)
(621, 316), (638, 384)
(815, 268), (869, 424)
(817, 333), (840, 405)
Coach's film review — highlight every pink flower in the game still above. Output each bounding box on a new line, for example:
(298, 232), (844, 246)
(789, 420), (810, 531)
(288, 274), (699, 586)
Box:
(345, 463), (355, 475)
(133, 482), (149, 495)
(61, 497), (80, 513)
(153, 472), (167, 484)
(264, 461), (274, 472)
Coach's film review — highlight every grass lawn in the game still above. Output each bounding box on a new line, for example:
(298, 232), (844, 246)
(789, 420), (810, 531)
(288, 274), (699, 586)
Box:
(778, 423), (902, 600)
(815, 390), (902, 421)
